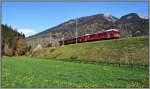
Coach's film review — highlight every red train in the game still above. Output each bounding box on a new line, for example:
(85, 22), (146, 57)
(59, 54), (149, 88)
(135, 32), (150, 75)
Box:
(59, 29), (120, 45)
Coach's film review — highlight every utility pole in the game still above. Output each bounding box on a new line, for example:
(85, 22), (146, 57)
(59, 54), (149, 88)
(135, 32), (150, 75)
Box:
(62, 35), (64, 45)
(76, 19), (78, 44)
(91, 25), (93, 34)
(92, 24), (94, 34)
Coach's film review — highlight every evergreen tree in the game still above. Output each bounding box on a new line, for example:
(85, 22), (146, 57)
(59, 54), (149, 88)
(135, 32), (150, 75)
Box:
(1, 24), (28, 56)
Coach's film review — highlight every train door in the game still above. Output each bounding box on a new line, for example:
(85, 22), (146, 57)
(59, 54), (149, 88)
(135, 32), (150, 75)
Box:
(107, 31), (110, 38)
(103, 32), (107, 38)
(98, 33), (103, 39)
(90, 34), (95, 41)
(78, 37), (82, 43)
(110, 31), (113, 38)
(94, 34), (99, 40)
(87, 35), (90, 41)
(83, 36), (87, 42)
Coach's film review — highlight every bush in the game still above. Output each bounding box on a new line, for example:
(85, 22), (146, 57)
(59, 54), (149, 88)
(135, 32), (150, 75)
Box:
(49, 48), (55, 53)
(4, 44), (13, 56)
(16, 38), (28, 54)
(70, 55), (78, 60)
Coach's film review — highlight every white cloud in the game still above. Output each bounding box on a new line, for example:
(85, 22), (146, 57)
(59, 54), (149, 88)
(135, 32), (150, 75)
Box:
(18, 29), (36, 37)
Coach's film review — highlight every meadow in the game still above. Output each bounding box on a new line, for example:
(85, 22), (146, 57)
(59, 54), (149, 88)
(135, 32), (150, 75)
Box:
(31, 36), (149, 66)
(2, 56), (149, 88)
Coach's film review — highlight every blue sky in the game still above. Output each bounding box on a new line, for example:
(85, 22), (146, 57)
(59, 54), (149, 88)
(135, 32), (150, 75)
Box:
(2, 2), (148, 37)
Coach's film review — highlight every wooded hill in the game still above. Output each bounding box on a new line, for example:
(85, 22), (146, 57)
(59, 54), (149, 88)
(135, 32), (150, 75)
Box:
(1, 24), (29, 56)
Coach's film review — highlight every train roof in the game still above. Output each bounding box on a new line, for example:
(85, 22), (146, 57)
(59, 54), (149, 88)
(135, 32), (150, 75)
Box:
(84, 34), (90, 36)
(106, 29), (119, 32)
(79, 29), (119, 37)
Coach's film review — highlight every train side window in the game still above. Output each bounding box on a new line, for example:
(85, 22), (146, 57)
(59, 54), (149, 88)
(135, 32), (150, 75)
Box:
(93, 34), (96, 37)
(110, 31), (113, 35)
(104, 32), (107, 36)
(90, 35), (92, 38)
(95, 34), (98, 37)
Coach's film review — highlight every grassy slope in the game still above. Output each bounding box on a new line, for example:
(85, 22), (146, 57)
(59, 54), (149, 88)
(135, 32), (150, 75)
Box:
(2, 56), (149, 88)
(31, 36), (149, 65)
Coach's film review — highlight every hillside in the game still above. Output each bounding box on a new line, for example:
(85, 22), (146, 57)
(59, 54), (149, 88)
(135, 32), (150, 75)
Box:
(1, 24), (29, 56)
(27, 13), (149, 47)
(30, 36), (149, 66)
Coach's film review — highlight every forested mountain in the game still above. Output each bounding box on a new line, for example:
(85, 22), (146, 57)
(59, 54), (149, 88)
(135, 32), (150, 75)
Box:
(116, 13), (149, 37)
(1, 24), (29, 56)
(27, 13), (149, 47)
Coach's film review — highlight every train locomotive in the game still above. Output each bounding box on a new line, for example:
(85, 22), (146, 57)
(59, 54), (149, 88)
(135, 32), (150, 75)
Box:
(59, 29), (120, 45)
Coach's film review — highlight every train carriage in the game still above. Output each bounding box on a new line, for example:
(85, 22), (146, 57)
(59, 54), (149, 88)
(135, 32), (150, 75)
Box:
(106, 29), (120, 38)
(57, 28), (120, 46)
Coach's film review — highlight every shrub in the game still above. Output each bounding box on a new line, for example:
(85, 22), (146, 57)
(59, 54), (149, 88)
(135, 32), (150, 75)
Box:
(49, 48), (55, 53)
(4, 44), (13, 56)
(16, 38), (28, 56)
(70, 55), (78, 60)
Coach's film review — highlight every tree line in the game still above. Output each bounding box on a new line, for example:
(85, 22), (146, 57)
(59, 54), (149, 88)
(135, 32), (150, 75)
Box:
(1, 24), (31, 56)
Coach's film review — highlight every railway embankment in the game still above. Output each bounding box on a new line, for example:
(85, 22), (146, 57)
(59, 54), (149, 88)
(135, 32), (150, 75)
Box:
(30, 36), (149, 67)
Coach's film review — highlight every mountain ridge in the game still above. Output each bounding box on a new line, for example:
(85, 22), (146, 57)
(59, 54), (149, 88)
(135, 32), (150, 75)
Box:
(27, 13), (149, 47)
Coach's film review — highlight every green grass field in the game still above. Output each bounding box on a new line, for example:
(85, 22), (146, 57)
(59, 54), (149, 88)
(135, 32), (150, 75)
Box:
(2, 56), (149, 88)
